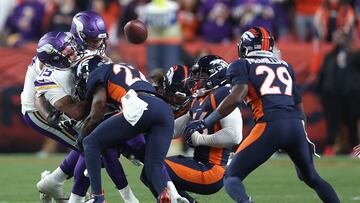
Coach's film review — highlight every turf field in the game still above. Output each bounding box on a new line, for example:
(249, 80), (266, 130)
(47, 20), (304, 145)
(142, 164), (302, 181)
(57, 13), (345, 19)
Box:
(0, 154), (359, 203)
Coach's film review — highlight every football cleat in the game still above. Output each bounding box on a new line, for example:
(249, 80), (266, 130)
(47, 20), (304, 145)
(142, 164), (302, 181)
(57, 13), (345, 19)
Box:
(39, 171), (53, 203)
(85, 194), (105, 203)
(37, 170), (68, 203)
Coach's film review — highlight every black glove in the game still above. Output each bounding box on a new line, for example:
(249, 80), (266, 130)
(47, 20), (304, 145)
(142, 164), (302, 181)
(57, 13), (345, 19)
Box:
(184, 132), (195, 147)
(59, 119), (77, 130)
(47, 110), (62, 129)
(183, 120), (206, 147)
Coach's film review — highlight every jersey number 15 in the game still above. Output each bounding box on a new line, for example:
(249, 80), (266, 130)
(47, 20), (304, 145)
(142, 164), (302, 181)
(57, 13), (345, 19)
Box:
(256, 65), (293, 96)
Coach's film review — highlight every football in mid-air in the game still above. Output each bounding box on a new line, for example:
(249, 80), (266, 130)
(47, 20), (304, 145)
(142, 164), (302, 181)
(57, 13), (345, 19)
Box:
(124, 19), (148, 44)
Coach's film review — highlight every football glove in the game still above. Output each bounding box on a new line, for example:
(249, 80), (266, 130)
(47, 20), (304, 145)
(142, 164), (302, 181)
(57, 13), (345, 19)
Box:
(59, 119), (77, 130)
(183, 120), (206, 147)
(47, 110), (62, 129)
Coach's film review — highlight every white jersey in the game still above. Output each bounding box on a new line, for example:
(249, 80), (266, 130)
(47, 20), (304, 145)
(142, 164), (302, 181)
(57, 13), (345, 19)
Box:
(34, 50), (107, 131)
(35, 66), (77, 105)
(21, 57), (43, 114)
(21, 49), (105, 115)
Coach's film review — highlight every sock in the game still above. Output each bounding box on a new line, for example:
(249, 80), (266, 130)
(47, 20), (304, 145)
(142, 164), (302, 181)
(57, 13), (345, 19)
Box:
(119, 185), (139, 203)
(52, 167), (68, 183)
(167, 181), (181, 199)
(68, 192), (85, 203)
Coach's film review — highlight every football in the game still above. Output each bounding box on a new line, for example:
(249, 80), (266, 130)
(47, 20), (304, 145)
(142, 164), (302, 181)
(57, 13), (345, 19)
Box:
(124, 19), (148, 44)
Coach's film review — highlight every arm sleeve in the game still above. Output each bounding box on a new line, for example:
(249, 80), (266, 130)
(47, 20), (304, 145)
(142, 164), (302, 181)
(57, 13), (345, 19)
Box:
(173, 112), (191, 138)
(191, 108), (243, 148)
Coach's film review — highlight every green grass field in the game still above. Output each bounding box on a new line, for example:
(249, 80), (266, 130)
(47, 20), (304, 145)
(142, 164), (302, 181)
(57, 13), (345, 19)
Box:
(0, 154), (359, 203)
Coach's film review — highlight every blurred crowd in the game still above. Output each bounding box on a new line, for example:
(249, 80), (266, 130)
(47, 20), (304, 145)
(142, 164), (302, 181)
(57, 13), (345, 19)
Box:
(1, 0), (360, 46)
(0, 0), (359, 156)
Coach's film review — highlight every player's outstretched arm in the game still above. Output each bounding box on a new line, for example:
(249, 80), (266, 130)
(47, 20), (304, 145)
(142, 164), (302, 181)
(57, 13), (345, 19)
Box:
(53, 96), (89, 121)
(191, 108), (242, 147)
(81, 86), (107, 135)
(183, 84), (247, 141)
(204, 84), (248, 127)
(34, 94), (56, 119)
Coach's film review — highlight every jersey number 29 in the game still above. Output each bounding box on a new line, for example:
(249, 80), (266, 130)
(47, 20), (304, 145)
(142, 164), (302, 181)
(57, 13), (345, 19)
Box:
(256, 65), (292, 96)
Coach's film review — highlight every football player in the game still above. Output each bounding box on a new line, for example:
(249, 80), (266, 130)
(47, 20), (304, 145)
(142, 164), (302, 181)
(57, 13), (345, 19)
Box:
(21, 31), (82, 203)
(184, 26), (340, 203)
(160, 59), (242, 202)
(78, 59), (190, 203)
(33, 30), (139, 203)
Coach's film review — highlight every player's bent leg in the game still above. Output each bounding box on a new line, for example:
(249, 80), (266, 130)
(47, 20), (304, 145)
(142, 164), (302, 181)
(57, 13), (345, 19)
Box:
(285, 119), (340, 203)
(101, 148), (139, 203)
(83, 114), (143, 197)
(37, 150), (80, 202)
(223, 176), (253, 203)
(144, 125), (173, 196)
(224, 122), (277, 203)
(69, 156), (89, 203)
(164, 155), (224, 195)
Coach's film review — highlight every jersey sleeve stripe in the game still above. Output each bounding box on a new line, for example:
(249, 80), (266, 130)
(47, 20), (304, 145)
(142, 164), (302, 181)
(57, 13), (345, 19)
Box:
(34, 81), (57, 86)
(35, 85), (61, 91)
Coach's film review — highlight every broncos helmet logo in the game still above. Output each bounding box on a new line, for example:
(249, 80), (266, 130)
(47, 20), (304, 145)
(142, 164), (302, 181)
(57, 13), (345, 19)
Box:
(209, 59), (228, 74)
(241, 31), (256, 42)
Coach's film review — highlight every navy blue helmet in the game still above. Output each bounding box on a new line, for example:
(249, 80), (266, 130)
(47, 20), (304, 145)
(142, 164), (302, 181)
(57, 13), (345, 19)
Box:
(238, 26), (274, 58)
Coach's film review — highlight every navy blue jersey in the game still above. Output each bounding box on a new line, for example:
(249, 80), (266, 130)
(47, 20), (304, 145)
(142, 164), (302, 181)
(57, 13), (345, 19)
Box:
(190, 86), (233, 166)
(87, 63), (155, 104)
(227, 57), (302, 122)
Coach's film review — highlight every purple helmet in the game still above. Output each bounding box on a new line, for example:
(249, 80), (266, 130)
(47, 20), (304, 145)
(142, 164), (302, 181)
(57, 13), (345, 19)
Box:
(36, 31), (77, 69)
(70, 10), (108, 53)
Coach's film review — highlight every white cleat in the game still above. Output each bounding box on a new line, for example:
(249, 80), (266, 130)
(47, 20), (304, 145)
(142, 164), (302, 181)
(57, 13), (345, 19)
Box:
(40, 190), (53, 203)
(39, 171), (53, 203)
(37, 170), (68, 203)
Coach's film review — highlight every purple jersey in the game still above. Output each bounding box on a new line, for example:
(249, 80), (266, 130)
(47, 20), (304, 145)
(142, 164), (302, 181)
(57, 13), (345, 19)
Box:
(86, 63), (155, 104)
(227, 57), (302, 122)
(190, 86), (232, 166)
